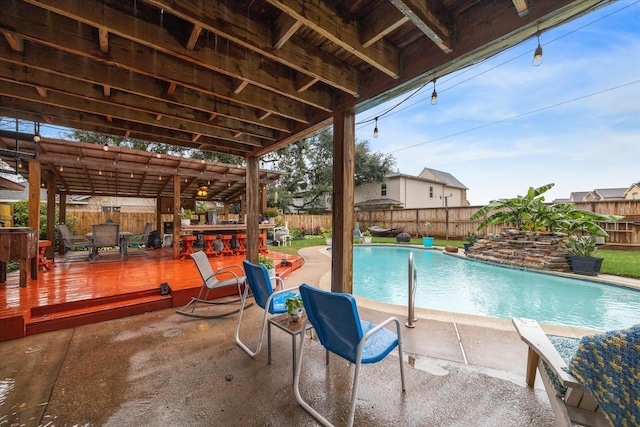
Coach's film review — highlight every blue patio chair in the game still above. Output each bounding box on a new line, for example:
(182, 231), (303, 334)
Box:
(294, 284), (406, 427)
(175, 251), (246, 319)
(235, 259), (299, 358)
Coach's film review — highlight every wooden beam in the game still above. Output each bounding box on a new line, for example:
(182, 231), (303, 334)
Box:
(27, 159), (41, 284)
(330, 109), (355, 294)
(267, 0), (400, 78)
(98, 27), (109, 53)
(185, 24), (202, 50)
(0, 38), (292, 133)
(0, 73), (270, 144)
(2, 31), (24, 52)
(23, 0), (334, 113)
(143, 0), (360, 96)
(296, 73), (318, 93)
(167, 81), (177, 96)
(512, 0), (530, 17)
(3, 2), (313, 123)
(233, 80), (249, 95)
(273, 12), (302, 50)
(389, 0), (453, 53)
(361, 2), (409, 48)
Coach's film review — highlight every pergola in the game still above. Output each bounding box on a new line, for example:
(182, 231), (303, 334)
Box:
(0, 0), (613, 292)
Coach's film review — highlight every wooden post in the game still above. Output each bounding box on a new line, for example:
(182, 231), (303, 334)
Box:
(331, 109), (355, 294)
(28, 159), (41, 282)
(46, 173), (56, 258)
(246, 156), (260, 264)
(172, 175), (181, 260)
(58, 190), (67, 255)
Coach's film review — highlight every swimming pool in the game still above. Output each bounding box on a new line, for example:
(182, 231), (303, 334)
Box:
(352, 245), (640, 331)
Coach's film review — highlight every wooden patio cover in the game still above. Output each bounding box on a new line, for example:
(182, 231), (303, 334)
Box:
(0, 0), (613, 291)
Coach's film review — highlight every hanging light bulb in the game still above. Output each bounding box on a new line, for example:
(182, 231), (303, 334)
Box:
(103, 143), (109, 151)
(301, 145), (306, 154)
(532, 34), (543, 66)
(430, 78), (438, 105)
(98, 169), (102, 175)
(373, 117), (379, 138)
(17, 158), (22, 169)
(158, 175), (162, 181)
(130, 172), (134, 178)
(59, 165), (64, 172)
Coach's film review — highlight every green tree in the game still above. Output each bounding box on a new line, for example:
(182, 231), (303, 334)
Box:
(270, 129), (395, 213)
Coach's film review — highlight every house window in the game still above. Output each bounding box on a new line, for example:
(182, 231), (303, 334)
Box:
(429, 186), (434, 198)
(101, 206), (121, 213)
(381, 183), (387, 196)
(633, 193), (639, 200)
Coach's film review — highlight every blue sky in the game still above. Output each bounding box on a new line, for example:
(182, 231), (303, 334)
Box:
(355, 1), (640, 206)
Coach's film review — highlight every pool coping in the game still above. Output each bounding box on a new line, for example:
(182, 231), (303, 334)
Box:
(318, 244), (640, 338)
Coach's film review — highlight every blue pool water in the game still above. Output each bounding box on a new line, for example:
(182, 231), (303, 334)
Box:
(352, 245), (640, 331)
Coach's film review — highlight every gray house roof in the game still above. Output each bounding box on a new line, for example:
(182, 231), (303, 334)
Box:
(591, 188), (627, 199)
(427, 168), (468, 190)
(569, 191), (591, 202)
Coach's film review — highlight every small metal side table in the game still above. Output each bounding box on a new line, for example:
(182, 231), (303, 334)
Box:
(267, 313), (313, 380)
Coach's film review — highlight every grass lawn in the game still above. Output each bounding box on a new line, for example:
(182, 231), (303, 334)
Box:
(271, 238), (640, 279)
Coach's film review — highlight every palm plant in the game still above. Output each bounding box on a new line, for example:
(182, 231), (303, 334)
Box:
(470, 183), (622, 237)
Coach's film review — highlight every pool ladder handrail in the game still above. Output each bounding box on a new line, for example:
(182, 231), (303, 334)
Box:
(406, 251), (418, 328)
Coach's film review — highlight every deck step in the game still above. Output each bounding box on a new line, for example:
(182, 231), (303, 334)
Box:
(26, 289), (173, 336)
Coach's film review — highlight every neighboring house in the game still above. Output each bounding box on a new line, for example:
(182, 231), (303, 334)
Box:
(624, 183), (640, 200)
(560, 185), (637, 203)
(0, 182), (155, 213)
(355, 167), (468, 209)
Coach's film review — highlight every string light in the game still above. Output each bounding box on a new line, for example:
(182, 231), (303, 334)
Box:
(532, 33), (543, 66)
(430, 78), (438, 105)
(98, 169), (102, 175)
(17, 158), (22, 169)
(158, 175), (162, 181)
(130, 172), (134, 178)
(59, 165), (64, 172)
(373, 117), (379, 138)
(102, 143), (109, 151)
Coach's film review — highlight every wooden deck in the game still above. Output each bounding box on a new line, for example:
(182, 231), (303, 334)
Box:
(0, 247), (302, 342)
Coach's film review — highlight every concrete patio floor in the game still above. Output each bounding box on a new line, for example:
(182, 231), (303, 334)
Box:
(2, 246), (599, 426)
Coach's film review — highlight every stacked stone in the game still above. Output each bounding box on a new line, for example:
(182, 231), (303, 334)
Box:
(466, 230), (571, 272)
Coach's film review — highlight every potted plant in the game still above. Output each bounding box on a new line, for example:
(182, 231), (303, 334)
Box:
(562, 235), (603, 276)
(421, 221), (434, 247)
(321, 227), (332, 245)
(285, 296), (304, 321)
(180, 208), (194, 227)
(463, 232), (479, 253)
(263, 208), (279, 225)
(258, 253), (276, 283)
(362, 229), (373, 244)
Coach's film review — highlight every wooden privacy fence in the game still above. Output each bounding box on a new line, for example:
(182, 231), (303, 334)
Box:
(63, 200), (640, 245)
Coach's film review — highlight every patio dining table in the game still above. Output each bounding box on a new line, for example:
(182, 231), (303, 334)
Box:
(85, 230), (133, 259)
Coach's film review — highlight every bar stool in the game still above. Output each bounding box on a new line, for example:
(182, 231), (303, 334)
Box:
(259, 233), (268, 254)
(203, 235), (219, 257)
(180, 235), (197, 260)
(235, 233), (247, 255)
(220, 234), (234, 256)
(38, 240), (55, 270)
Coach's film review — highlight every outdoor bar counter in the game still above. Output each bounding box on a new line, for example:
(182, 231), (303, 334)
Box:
(0, 227), (38, 288)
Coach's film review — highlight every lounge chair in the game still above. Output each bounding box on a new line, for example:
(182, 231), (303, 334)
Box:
(294, 284), (406, 427)
(235, 259), (299, 358)
(176, 250), (246, 319)
(57, 223), (91, 261)
(367, 225), (405, 237)
(513, 317), (639, 427)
